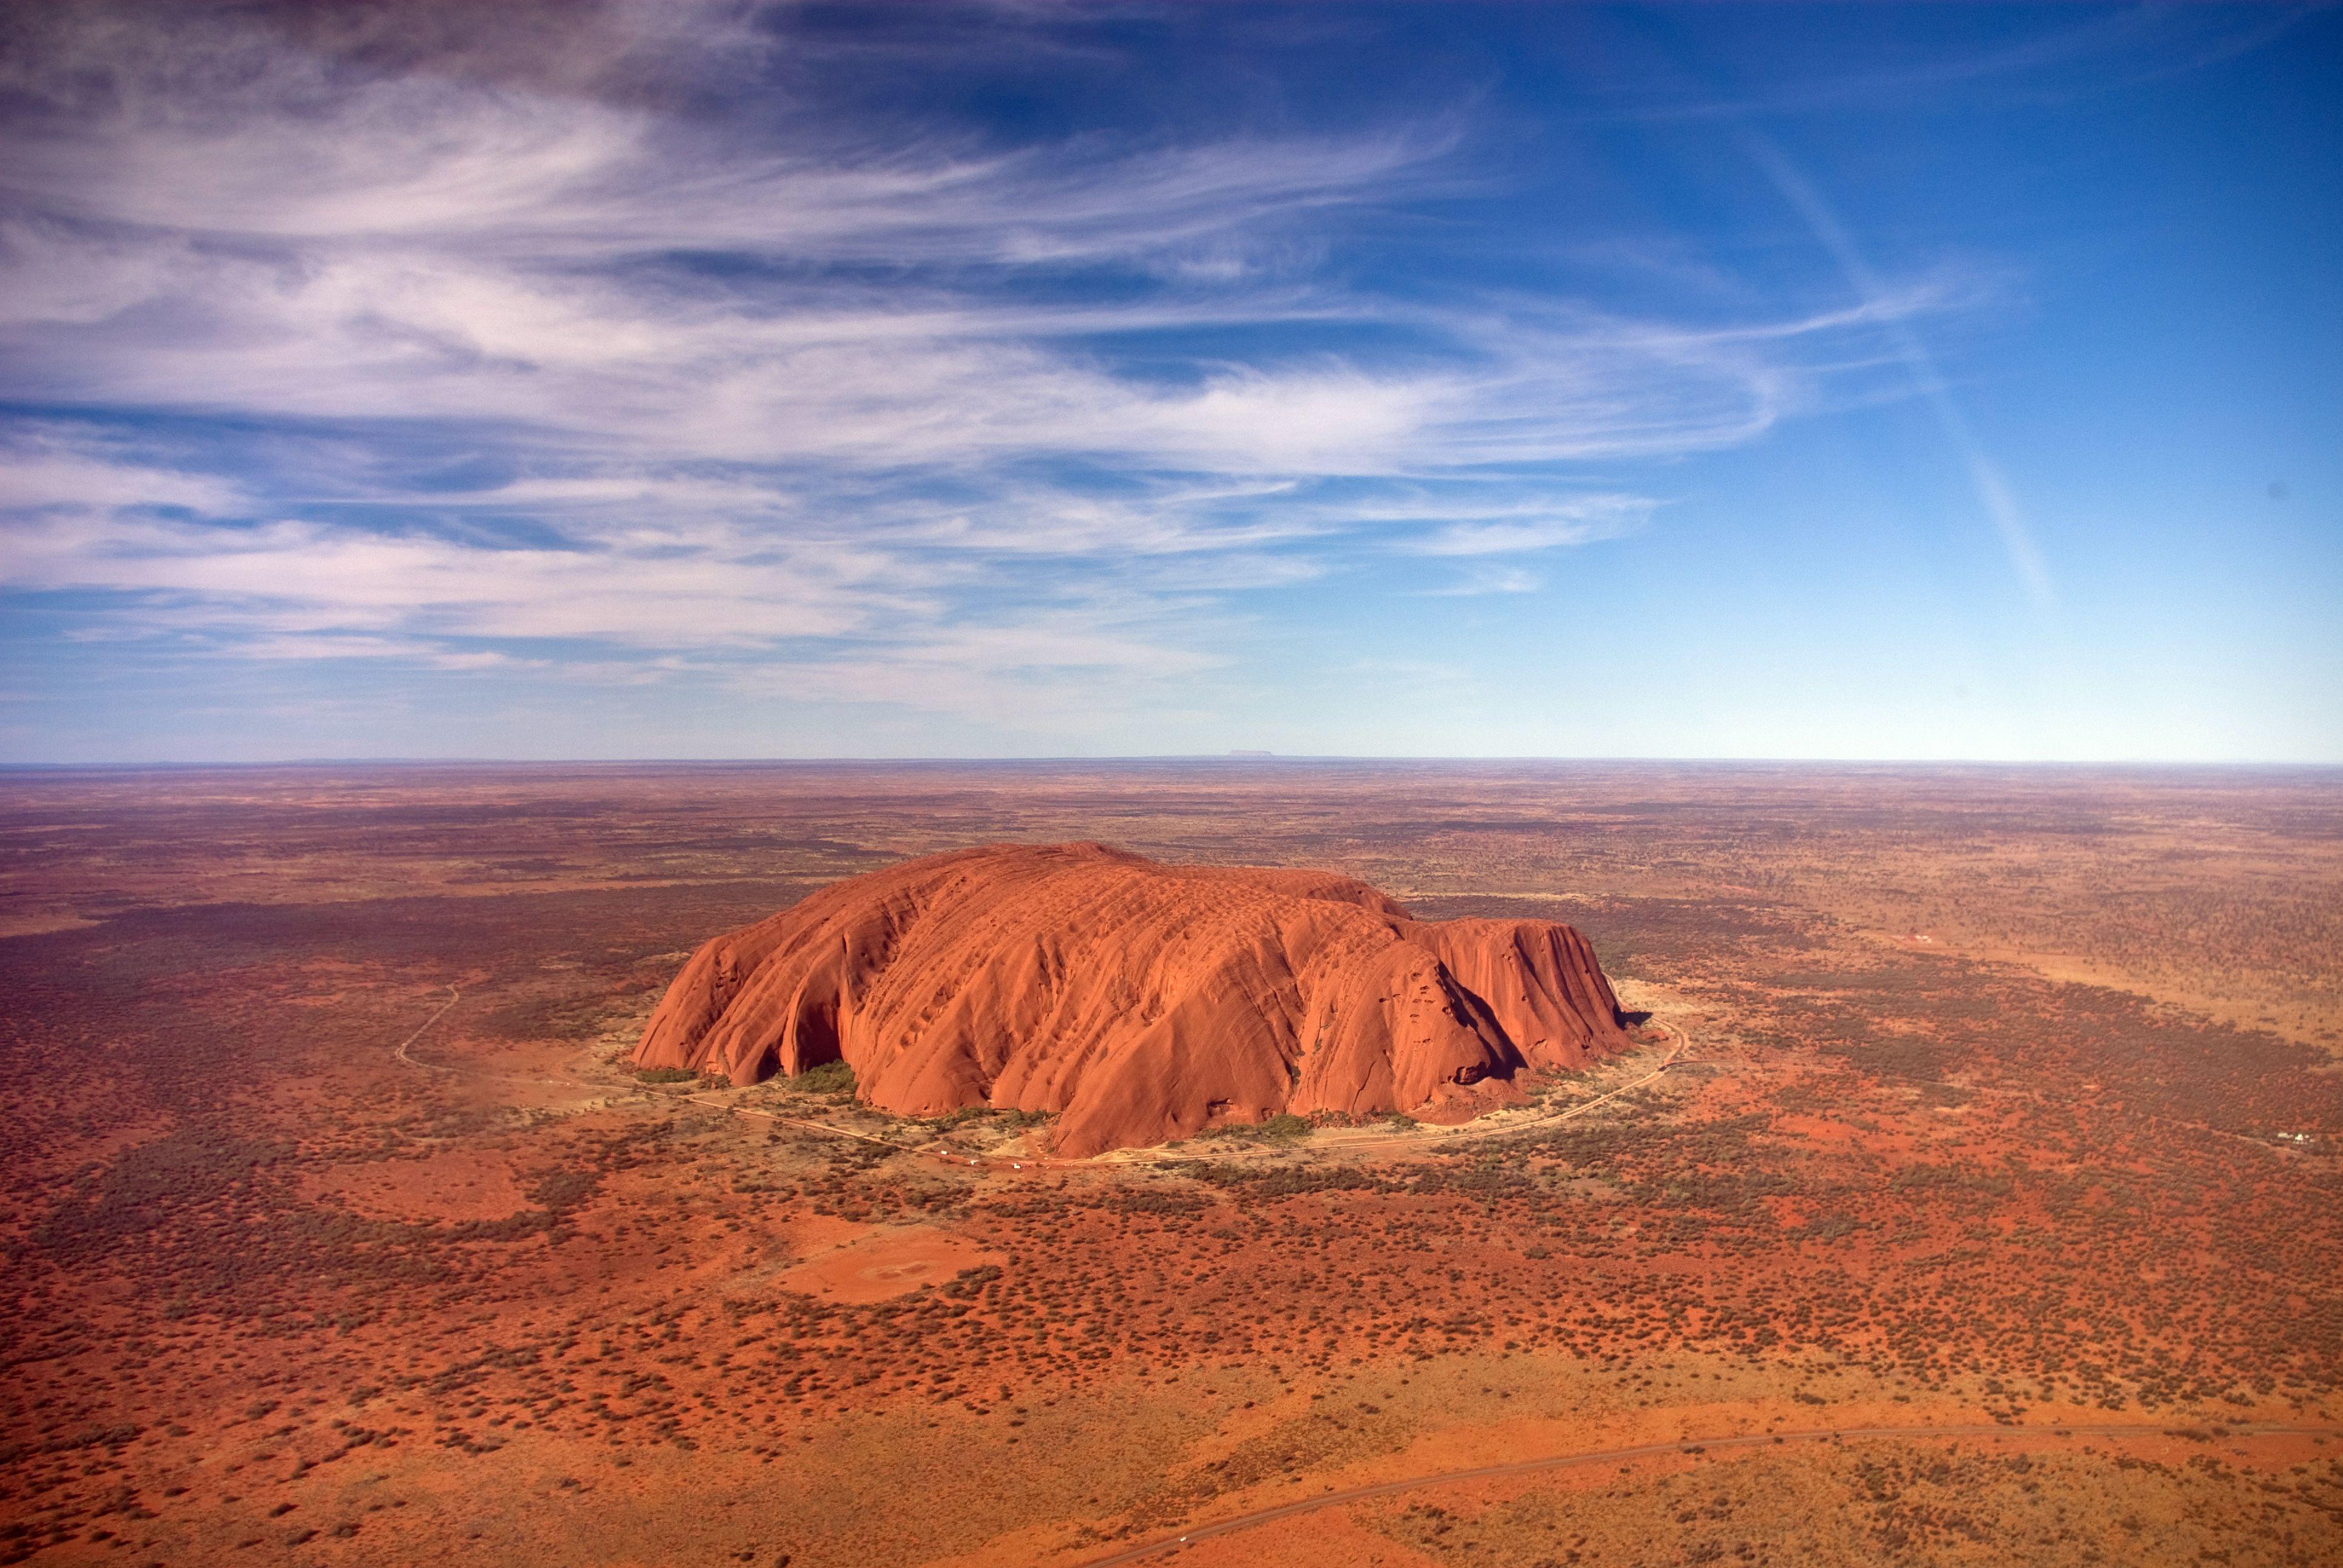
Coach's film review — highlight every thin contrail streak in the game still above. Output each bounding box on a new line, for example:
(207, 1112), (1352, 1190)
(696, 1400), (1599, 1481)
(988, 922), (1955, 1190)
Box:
(1740, 131), (2057, 614)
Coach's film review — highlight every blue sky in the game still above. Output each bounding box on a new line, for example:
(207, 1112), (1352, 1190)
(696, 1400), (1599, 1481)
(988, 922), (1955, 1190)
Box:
(1, 1), (2336, 762)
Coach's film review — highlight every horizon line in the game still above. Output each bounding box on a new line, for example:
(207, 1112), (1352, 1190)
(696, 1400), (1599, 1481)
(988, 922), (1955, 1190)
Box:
(2, 755), (2338, 773)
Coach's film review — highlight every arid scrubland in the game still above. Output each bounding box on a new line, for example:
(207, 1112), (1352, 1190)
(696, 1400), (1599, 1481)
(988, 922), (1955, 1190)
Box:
(1, 763), (2338, 1566)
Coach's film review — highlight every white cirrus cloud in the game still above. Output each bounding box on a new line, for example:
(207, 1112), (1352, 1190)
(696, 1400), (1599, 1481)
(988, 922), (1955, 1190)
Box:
(0, 0), (1978, 726)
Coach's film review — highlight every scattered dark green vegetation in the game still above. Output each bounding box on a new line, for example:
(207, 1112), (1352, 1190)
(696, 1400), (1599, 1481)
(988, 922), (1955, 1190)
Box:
(917, 1104), (1051, 1134)
(1196, 1111), (1314, 1144)
(787, 1060), (856, 1095)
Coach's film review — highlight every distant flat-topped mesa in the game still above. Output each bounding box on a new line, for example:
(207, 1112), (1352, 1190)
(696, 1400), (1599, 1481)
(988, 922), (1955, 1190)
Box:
(635, 843), (1632, 1157)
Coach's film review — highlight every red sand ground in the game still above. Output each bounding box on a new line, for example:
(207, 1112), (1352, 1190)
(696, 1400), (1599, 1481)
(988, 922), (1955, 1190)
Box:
(302, 1151), (531, 1225)
(778, 1219), (1007, 1305)
(1, 763), (2337, 1567)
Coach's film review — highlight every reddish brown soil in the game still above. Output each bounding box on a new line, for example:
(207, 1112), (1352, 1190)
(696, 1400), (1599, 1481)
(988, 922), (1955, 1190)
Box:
(300, 1151), (531, 1225)
(777, 1220), (1006, 1305)
(636, 842), (1630, 1155)
(1, 762), (2338, 1567)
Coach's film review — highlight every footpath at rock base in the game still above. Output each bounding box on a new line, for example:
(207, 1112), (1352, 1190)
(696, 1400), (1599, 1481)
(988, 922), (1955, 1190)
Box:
(635, 842), (1633, 1156)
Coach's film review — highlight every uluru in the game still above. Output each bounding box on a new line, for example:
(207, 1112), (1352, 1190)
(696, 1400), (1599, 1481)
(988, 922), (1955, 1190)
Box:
(636, 842), (1632, 1155)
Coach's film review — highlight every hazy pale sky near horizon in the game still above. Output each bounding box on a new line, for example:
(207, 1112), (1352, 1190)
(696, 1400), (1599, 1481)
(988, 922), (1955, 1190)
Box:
(1, 2), (2336, 763)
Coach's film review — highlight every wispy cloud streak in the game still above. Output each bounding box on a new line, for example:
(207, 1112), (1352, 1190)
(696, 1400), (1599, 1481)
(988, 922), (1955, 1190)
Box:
(0, 0), (1978, 726)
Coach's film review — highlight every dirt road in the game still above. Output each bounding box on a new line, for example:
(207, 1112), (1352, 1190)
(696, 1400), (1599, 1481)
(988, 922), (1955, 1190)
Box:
(1072, 1419), (2339, 1566)
(391, 984), (463, 1071)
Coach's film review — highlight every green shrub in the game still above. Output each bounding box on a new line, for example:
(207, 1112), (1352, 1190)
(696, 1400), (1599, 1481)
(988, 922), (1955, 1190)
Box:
(634, 1067), (696, 1085)
(789, 1060), (856, 1094)
(1196, 1111), (1315, 1143)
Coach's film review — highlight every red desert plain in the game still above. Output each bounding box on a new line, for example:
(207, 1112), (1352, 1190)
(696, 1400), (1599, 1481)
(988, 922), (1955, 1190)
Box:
(2, 760), (2340, 1567)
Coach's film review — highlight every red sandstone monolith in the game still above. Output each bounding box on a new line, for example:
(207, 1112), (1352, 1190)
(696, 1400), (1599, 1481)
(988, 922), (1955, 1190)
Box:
(635, 843), (1631, 1156)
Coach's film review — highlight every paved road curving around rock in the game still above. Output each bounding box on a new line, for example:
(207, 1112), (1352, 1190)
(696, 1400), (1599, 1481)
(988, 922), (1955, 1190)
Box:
(1070, 1419), (2340, 1566)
